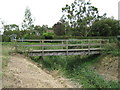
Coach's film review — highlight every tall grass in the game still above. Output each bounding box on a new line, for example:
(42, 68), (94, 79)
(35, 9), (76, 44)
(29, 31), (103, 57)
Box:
(103, 39), (120, 55)
(2, 43), (15, 68)
(30, 55), (119, 88)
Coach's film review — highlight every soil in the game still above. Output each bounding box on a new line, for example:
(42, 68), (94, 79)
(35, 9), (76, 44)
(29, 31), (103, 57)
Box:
(2, 54), (80, 88)
(94, 55), (119, 81)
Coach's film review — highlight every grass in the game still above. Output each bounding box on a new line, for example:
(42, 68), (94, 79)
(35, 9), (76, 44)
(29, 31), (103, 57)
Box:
(0, 43), (2, 78)
(63, 55), (119, 88)
(103, 41), (120, 55)
(2, 43), (15, 68)
(30, 55), (119, 88)
(2, 40), (119, 88)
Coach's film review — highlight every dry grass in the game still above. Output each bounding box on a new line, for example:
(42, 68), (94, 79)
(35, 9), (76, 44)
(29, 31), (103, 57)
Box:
(2, 44), (15, 68)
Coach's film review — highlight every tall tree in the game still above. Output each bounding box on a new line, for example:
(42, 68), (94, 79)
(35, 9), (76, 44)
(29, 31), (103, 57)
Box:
(3, 24), (19, 31)
(91, 18), (120, 36)
(62, 0), (105, 36)
(0, 20), (6, 34)
(21, 7), (34, 30)
(53, 22), (65, 36)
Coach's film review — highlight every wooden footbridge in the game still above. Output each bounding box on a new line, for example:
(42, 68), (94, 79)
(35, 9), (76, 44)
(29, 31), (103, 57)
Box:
(15, 39), (109, 56)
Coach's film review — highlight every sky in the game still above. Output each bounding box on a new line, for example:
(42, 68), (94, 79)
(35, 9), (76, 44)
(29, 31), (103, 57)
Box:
(0, 0), (119, 29)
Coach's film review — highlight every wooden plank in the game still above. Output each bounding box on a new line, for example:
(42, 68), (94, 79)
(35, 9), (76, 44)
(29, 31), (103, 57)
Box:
(29, 48), (103, 52)
(19, 43), (102, 47)
(16, 39), (67, 42)
(16, 39), (109, 42)
(28, 51), (100, 56)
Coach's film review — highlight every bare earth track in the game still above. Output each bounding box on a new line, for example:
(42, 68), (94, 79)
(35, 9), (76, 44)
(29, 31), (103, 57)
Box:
(3, 54), (80, 88)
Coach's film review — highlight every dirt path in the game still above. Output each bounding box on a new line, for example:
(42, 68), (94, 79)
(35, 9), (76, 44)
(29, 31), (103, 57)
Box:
(3, 54), (80, 88)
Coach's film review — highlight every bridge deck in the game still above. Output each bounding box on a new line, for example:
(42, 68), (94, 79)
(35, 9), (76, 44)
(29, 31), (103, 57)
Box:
(31, 48), (102, 52)
(15, 39), (108, 56)
(19, 48), (103, 56)
(27, 50), (101, 56)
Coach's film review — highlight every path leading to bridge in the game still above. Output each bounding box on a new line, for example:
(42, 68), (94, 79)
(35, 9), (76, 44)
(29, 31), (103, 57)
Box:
(3, 54), (80, 88)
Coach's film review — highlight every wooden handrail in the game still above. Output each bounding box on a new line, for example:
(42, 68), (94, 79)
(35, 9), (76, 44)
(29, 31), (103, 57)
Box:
(15, 39), (108, 56)
(18, 43), (105, 47)
(16, 39), (109, 42)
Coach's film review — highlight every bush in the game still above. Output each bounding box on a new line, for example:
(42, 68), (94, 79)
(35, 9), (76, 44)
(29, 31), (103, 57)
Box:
(43, 32), (54, 39)
(103, 40), (120, 55)
(24, 34), (43, 39)
(2, 35), (11, 42)
(53, 36), (116, 39)
(91, 18), (120, 36)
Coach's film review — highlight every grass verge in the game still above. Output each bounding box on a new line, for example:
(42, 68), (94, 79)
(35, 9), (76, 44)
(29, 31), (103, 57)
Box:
(30, 54), (119, 88)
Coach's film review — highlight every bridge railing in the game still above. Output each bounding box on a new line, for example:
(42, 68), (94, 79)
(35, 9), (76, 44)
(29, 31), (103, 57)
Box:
(14, 39), (109, 56)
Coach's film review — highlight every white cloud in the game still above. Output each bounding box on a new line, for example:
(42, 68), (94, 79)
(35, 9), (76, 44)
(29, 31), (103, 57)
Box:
(91, 0), (119, 19)
(0, 0), (119, 28)
(0, 0), (74, 27)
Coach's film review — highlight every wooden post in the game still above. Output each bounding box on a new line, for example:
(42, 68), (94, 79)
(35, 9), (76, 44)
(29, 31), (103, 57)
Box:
(39, 40), (41, 56)
(88, 39), (90, 55)
(42, 40), (44, 56)
(107, 39), (109, 44)
(62, 40), (64, 49)
(15, 39), (18, 52)
(100, 40), (102, 49)
(81, 43), (83, 49)
(66, 40), (68, 56)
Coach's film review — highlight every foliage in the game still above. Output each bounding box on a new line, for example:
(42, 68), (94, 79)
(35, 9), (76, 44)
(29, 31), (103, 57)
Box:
(43, 32), (54, 39)
(2, 35), (11, 42)
(53, 35), (116, 39)
(91, 18), (120, 36)
(24, 34), (42, 39)
(2, 30), (42, 41)
(21, 7), (34, 30)
(34, 25), (43, 35)
(103, 40), (120, 55)
(3, 24), (19, 31)
(53, 22), (65, 36)
(31, 55), (119, 88)
(2, 43), (15, 68)
(62, 0), (105, 36)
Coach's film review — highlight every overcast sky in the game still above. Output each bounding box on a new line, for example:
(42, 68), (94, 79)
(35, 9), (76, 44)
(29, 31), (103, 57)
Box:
(0, 0), (119, 28)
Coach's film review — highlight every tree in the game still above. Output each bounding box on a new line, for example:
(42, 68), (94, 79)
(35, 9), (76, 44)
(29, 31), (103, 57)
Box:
(59, 16), (71, 36)
(62, 0), (105, 36)
(53, 22), (65, 36)
(0, 20), (6, 32)
(21, 7), (34, 30)
(0, 19), (4, 34)
(91, 18), (120, 36)
(3, 24), (19, 31)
